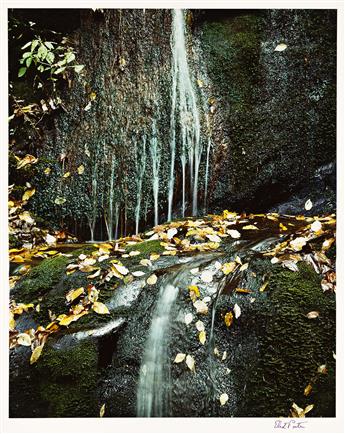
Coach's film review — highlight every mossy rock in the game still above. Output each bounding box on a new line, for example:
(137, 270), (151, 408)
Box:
(125, 239), (164, 257)
(231, 262), (335, 417)
(34, 338), (99, 417)
(11, 255), (70, 303)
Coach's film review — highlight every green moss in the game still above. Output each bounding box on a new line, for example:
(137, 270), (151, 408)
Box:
(12, 255), (69, 302)
(35, 338), (99, 417)
(126, 239), (164, 256)
(234, 262), (336, 417)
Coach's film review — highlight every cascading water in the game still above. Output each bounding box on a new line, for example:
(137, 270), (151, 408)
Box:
(137, 279), (179, 417)
(168, 9), (203, 218)
(135, 136), (147, 235)
(150, 120), (161, 227)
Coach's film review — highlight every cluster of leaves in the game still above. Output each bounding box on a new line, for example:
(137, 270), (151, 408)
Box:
(18, 36), (84, 83)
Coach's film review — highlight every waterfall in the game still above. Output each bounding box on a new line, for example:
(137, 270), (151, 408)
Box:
(168, 9), (202, 219)
(88, 163), (98, 242)
(135, 136), (147, 235)
(137, 281), (179, 417)
(150, 120), (160, 227)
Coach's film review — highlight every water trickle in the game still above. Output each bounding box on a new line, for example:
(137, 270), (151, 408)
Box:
(135, 136), (147, 234)
(150, 120), (161, 227)
(105, 156), (116, 240)
(137, 280), (179, 417)
(168, 9), (203, 218)
(88, 163), (98, 242)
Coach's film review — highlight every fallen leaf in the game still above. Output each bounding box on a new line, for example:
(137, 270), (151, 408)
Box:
(44, 167), (51, 175)
(140, 259), (152, 267)
(305, 199), (313, 211)
(317, 364), (327, 374)
(17, 154), (38, 169)
(54, 196), (66, 205)
(112, 263), (129, 275)
(186, 354), (195, 372)
(174, 353), (186, 363)
(63, 171), (71, 178)
(87, 269), (101, 279)
(66, 287), (84, 302)
(219, 393), (229, 406)
(30, 344), (44, 364)
(22, 188), (35, 201)
(147, 274), (158, 285)
(17, 333), (32, 346)
(224, 311), (234, 327)
(311, 220), (322, 232)
(184, 313), (194, 325)
(167, 228), (177, 239)
(200, 270), (213, 283)
(222, 351), (227, 361)
(188, 285), (200, 302)
(227, 229), (241, 239)
(242, 225), (259, 230)
(222, 262), (236, 275)
(233, 304), (241, 319)
(240, 263), (248, 272)
(92, 301), (110, 315)
(195, 320), (204, 331)
(199, 330), (206, 345)
(100, 403), (105, 417)
(193, 300), (208, 315)
(274, 43), (287, 52)
(290, 402), (314, 418)
(129, 250), (141, 257)
(304, 383), (313, 396)
(77, 165), (85, 175)
(150, 254), (160, 261)
(306, 311), (319, 319)
(259, 280), (269, 292)
(132, 271), (145, 277)
(290, 237), (307, 251)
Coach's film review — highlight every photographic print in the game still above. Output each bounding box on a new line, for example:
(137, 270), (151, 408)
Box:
(7, 5), (337, 422)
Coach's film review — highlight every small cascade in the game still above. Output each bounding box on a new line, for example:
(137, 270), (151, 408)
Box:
(137, 280), (179, 417)
(203, 114), (213, 213)
(105, 155), (116, 240)
(88, 163), (98, 242)
(150, 120), (161, 227)
(168, 9), (203, 218)
(135, 136), (147, 234)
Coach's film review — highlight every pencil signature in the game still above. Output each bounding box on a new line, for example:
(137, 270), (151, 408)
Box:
(274, 420), (307, 429)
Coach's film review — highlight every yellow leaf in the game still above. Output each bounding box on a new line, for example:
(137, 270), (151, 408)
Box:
(224, 311), (233, 328)
(193, 300), (208, 315)
(11, 255), (25, 263)
(77, 165), (85, 175)
(44, 167), (51, 175)
(306, 311), (319, 319)
(66, 287), (84, 303)
(92, 301), (110, 315)
(317, 364), (327, 374)
(59, 311), (88, 326)
(188, 285), (200, 302)
(235, 288), (252, 294)
(30, 344), (44, 364)
(242, 225), (259, 230)
(9, 312), (16, 330)
(54, 196), (66, 205)
(219, 393), (229, 406)
(147, 274), (158, 285)
(279, 223), (287, 231)
(17, 154), (38, 169)
(17, 333), (32, 346)
(227, 229), (241, 239)
(240, 263), (248, 272)
(90, 92), (97, 101)
(259, 280), (269, 292)
(174, 353), (186, 363)
(199, 330), (206, 345)
(100, 403), (105, 417)
(304, 383), (313, 396)
(63, 171), (71, 178)
(150, 253), (160, 261)
(222, 262), (236, 275)
(186, 354), (195, 372)
(22, 188), (36, 201)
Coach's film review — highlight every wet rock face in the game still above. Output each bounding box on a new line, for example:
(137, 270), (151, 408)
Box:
(199, 10), (336, 213)
(9, 253), (335, 417)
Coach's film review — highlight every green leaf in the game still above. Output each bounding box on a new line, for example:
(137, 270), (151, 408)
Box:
(21, 41), (31, 50)
(74, 65), (84, 73)
(25, 57), (32, 68)
(44, 41), (55, 50)
(18, 67), (27, 77)
(54, 66), (66, 75)
(46, 51), (55, 64)
(31, 39), (39, 52)
(65, 52), (76, 63)
(37, 44), (48, 60)
(37, 64), (44, 72)
(22, 51), (31, 59)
